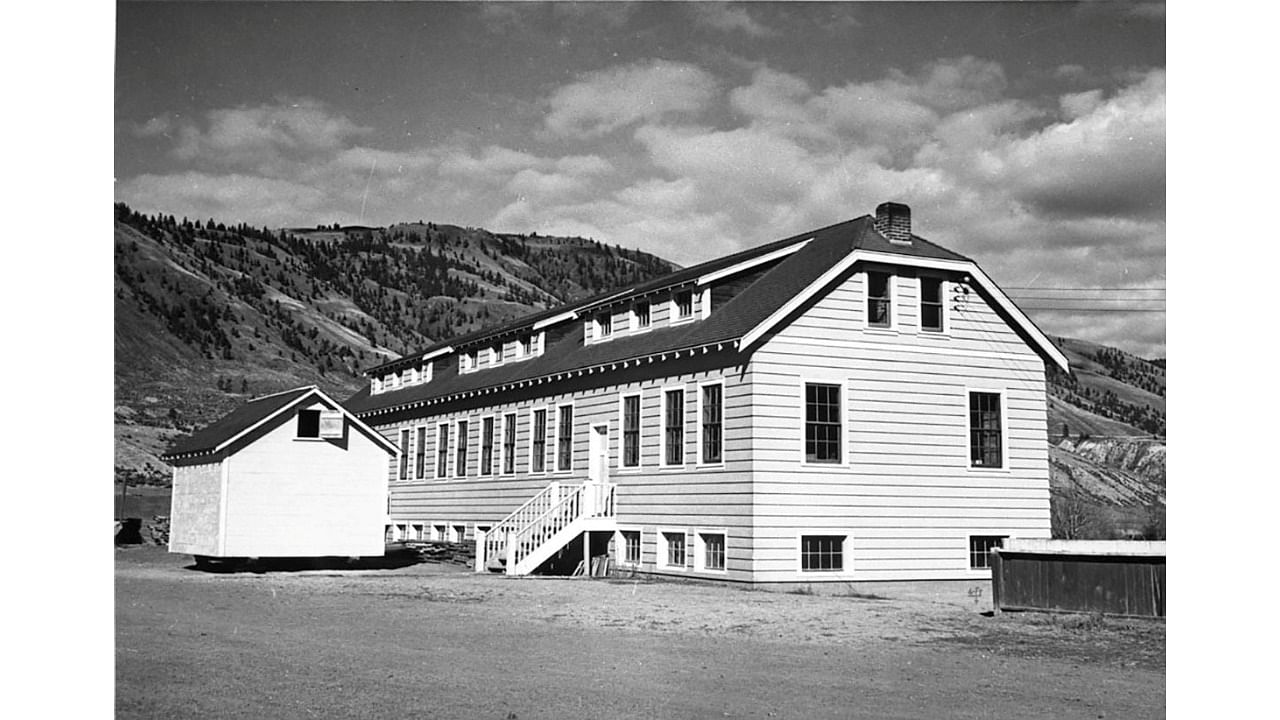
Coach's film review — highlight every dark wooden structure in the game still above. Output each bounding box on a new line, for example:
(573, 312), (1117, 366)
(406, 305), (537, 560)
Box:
(990, 541), (1165, 618)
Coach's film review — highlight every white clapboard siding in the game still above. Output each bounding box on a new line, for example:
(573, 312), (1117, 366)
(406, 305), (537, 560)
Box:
(744, 264), (1052, 582)
(168, 462), (223, 556)
(221, 415), (388, 558)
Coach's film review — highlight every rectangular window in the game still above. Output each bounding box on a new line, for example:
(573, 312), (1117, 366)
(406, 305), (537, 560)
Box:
(414, 426), (427, 479)
(297, 409), (321, 438)
(532, 409), (547, 473)
(801, 535), (844, 572)
(597, 312), (613, 338)
(489, 343), (502, 366)
(969, 392), (1003, 468)
(398, 428), (410, 480)
(622, 394), (641, 468)
(664, 389), (685, 466)
(920, 277), (944, 332)
(518, 335), (532, 357)
(634, 301), (651, 329)
(621, 531), (641, 565)
(702, 533), (725, 571)
(436, 424), (450, 478)
(453, 524), (467, 543)
(433, 524), (447, 541)
(456, 420), (469, 477)
(664, 531), (686, 567)
(701, 384), (723, 464)
(969, 535), (1007, 569)
(481, 417), (495, 475)
(805, 383), (841, 464)
(557, 405), (574, 471)
(867, 271), (891, 327)
(674, 290), (694, 320)
(503, 413), (517, 474)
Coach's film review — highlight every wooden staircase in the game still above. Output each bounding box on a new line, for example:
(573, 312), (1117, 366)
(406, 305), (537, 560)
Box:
(478, 481), (616, 575)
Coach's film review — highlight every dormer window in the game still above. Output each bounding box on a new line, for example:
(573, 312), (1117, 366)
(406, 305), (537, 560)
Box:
(406, 367), (419, 384)
(518, 334), (532, 358)
(489, 342), (503, 366)
(674, 290), (694, 321)
(422, 361), (434, 382)
(371, 377), (383, 394)
(633, 301), (651, 330)
(384, 372), (398, 389)
(460, 351), (477, 373)
(596, 312), (613, 339)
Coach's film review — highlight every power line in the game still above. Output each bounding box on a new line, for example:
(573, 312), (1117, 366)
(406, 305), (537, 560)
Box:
(1019, 307), (1166, 313)
(1003, 286), (1166, 291)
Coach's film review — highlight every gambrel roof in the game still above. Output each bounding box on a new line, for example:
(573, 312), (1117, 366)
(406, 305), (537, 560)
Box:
(344, 214), (1068, 419)
(163, 386), (399, 461)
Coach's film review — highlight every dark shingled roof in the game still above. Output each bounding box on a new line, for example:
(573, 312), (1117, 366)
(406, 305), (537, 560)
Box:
(162, 386), (317, 459)
(344, 214), (975, 417)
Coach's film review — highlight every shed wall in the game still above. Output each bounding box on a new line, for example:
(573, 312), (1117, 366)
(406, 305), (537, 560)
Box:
(168, 461), (223, 556)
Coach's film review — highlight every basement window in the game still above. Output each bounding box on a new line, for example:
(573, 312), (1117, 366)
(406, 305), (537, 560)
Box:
(969, 535), (1007, 569)
(663, 531), (687, 568)
(620, 530), (641, 566)
(800, 535), (844, 572)
(297, 409), (321, 438)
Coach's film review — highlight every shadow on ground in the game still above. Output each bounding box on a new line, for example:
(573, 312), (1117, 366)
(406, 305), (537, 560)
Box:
(184, 546), (425, 574)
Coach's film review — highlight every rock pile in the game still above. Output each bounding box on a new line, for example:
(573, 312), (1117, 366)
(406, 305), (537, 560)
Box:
(145, 516), (170, 546)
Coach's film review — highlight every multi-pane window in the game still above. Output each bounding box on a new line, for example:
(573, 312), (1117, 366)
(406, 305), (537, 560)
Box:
(920, 277), (944, 332)
(622, 394), (641, 468)
(969, 392), (1003, 468)
(804, 383), (841, 464)
(455, 420), (469, 477)
(557, 405), (574, 471)
(519, 335), (532, 357)
(489, 343), (503, 366)
(801, 535), (844, 572)
(502, 413), (517, 474)
(867, 271), (891, 327)
(414, 426), (427, 479)
(634, 301), (651, 329)
(597, 312), (613, 338)
(480, 417), (495, 475)
(664, 531), (686, 567)
(664, 389), (685, 465)
(702, 533), (725, 571)
(621, 530), (641, 565)
(398, 428), (410, 480)
(969, 535), (1007, 569)
(436, 424), (450, 477)
(675, 290), (694, 320)
(532, 409), (547, 472)
(701, 384), (723, 464)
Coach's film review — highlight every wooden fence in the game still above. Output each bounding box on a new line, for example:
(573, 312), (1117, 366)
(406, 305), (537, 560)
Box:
(990, 539), (1165, 618)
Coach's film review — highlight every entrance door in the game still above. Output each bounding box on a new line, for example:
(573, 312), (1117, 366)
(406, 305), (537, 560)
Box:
(588, 424), (609, 483)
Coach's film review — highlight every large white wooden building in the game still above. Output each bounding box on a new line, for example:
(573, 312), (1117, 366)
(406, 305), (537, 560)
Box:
(164, 386), (398, 565)
(344, 202), (1070, 584)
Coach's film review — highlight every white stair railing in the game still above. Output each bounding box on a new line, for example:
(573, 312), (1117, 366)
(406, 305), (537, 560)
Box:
(482, 481), (617, 574)
(483, 481), (561, 570)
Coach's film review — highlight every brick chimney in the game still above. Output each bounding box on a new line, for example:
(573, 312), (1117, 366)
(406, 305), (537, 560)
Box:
(874, 202), (912, 244)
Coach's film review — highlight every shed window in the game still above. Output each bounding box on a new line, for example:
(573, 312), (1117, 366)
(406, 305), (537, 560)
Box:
(921, 277), (944, 332)
(801, 535), (844, 572)
(969, 535), (1007, 569)
(969, 392), (1003, 468)
(867, 272), (891, 327)
(804, 383), (842, 464)
(297, 409), (321, 438)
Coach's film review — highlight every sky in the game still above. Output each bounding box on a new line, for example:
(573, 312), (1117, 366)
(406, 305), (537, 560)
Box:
(114, 1), (1166, 358)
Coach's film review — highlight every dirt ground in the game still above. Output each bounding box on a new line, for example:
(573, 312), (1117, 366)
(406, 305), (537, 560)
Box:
(116, 546), (1164, 719)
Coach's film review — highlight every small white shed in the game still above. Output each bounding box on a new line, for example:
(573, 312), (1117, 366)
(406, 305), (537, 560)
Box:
(162, 386), (398, 563)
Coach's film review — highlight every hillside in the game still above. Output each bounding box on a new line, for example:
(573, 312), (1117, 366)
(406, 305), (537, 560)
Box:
(114, 204), (676, 480)
(1046, 336), (1165, 438)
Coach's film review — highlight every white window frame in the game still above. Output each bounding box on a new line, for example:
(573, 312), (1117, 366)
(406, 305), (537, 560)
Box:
(594, 311), (614, 341)
(479, 414), (497, 476)
(459, 351), (477, 373)
(406, 366), (419, 384)
(414, 424), (429, 480)
(795, 530), (854, 575)
(659, 384), (687, 468)
(488, 343), (503, 368)
(918, 275), (949, 334)
(699, 287), (711, 319)
(615, 527), (644, 568)
(432, 523), (448, 542)
(800, 375), (851, 469)
(671, 289), (696, 325)
(967, 533), (1011, 571)
(422, 361), (434, 383)
(696, 380), (725, 467)
(500, 411), (518, 476)
(629, 300), (652, 334)
(965, 386), (1009, 473)
(371, 377), (383, 394)
(554, 401), (575, 473)
(617, 391), (643, 471)
(454, 418), (471, 478)
(383, 372), (398, 390)
(529, 406), (549, 475)
(864, 270), (897, 331)
(694, 528), (728, 573)
(435, 422), (451, 480)
(397, 427), (411, 481)
(658, 527), (690, 571)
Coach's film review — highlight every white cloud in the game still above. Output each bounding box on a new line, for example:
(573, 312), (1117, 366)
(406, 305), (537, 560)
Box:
(117, 172), (332, 227)
(171, 98), (369, 172)
(544, 60), (719, 137)
(687, 4), (774, 37)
